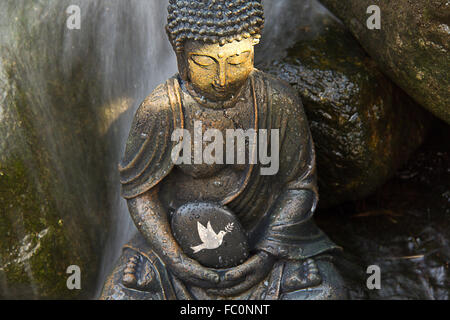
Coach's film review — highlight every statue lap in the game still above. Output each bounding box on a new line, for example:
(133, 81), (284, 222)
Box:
(100, 234), (347, 300)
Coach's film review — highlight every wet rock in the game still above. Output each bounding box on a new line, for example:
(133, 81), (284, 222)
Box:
(172, 203), (249, 269)
(319, 0), (450, 124)
(317, 122), (450, 299)
(0, 0), (177, 299)
(260, 15), (430, 208)
(0, 1), (129, 299)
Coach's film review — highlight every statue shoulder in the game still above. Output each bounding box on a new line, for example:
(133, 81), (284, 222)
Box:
(134, 82), (173, 125)
(121, 79), (181, 176)
(254, 69), (301, 104)
(253, 69), (304, 117)
(253, 72), (315, 188)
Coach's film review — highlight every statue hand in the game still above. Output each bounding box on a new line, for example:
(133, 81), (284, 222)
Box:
(168, 252), (221, 289)
(207, 251), (276, 297)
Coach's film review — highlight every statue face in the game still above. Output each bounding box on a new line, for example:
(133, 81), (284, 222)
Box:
(184, 38), (256, 101)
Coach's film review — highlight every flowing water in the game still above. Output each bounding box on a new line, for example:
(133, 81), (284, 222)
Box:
(0, 0), (177, 297)
(64, 0), (179, 296)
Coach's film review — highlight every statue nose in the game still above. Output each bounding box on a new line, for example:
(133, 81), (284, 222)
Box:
(214, 65), (226, 88)
(214, 79), (225, 88)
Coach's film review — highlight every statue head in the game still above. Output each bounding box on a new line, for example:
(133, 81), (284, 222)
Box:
(166, 0), (265, 101)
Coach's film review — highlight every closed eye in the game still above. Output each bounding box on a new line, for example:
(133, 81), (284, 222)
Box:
(227, 51), (251, 65)
(191, 55), (216, 67)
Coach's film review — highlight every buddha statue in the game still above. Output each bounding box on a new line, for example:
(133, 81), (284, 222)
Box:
(101, 0), (347, 300)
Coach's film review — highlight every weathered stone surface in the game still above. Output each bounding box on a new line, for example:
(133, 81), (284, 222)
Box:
(260, 15), (430, 208)
(0, 0), (177, 299)
(0, 1), (140, 299)
(172, 203), (249, 269)
(319, 0), (450, 124)
(317, 122), (450, 299)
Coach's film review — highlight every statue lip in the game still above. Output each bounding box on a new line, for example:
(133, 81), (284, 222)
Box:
(212, 84), (227, 93)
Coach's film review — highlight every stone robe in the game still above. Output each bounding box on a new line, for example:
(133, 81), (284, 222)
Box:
(101, 70), (343, 300)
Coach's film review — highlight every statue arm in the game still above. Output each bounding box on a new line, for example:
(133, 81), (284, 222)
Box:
(254, 187), (324, 260)
(119, 80), (181, 200)
(254, 139), (327, 260)
(127, 187), (220, 288)
(254, 80), (337, 260)
(127, 187), (181, 265)
(119, 80), (219, 287)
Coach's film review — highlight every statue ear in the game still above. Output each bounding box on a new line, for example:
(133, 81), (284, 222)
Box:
(176, 51), (189, 81)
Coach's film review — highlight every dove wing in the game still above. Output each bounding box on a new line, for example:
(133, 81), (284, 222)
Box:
(197, 222), (215, 244)
(207, 221), (217, 236)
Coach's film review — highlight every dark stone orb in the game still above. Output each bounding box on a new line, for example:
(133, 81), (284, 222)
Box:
(171, 202), (249, 269)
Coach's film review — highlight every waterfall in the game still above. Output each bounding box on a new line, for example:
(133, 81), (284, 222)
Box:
(0, 0), (176, 298)
(65, 0), (178, 296)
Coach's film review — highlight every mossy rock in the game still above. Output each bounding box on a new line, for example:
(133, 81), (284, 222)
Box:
(0, 1), (116, 299)
(319, 0), (449, 124)
(261, 16), (430, 208)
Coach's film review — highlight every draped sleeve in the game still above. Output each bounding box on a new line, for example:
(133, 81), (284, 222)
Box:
(253, 71), (339, 259)
(119, 77), (184, 199)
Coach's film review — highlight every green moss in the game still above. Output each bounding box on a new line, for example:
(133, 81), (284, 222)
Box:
(0, 156), (85, 299)
(0, 1), (111, 299)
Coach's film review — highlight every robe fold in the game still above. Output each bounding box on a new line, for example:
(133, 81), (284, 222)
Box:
(119, 69), (338, 261)
(101, 70), (344, 300)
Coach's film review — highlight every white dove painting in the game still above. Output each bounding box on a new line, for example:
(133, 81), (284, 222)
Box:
(191, 222), (234, 253)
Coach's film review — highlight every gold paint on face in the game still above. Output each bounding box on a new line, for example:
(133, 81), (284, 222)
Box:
(185, 38), (255, 101)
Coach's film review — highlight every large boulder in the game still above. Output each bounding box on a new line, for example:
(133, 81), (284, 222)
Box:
(319, 0), (450, 124)
(260, 12), (430, 207)
(0, 1), (111, 299)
